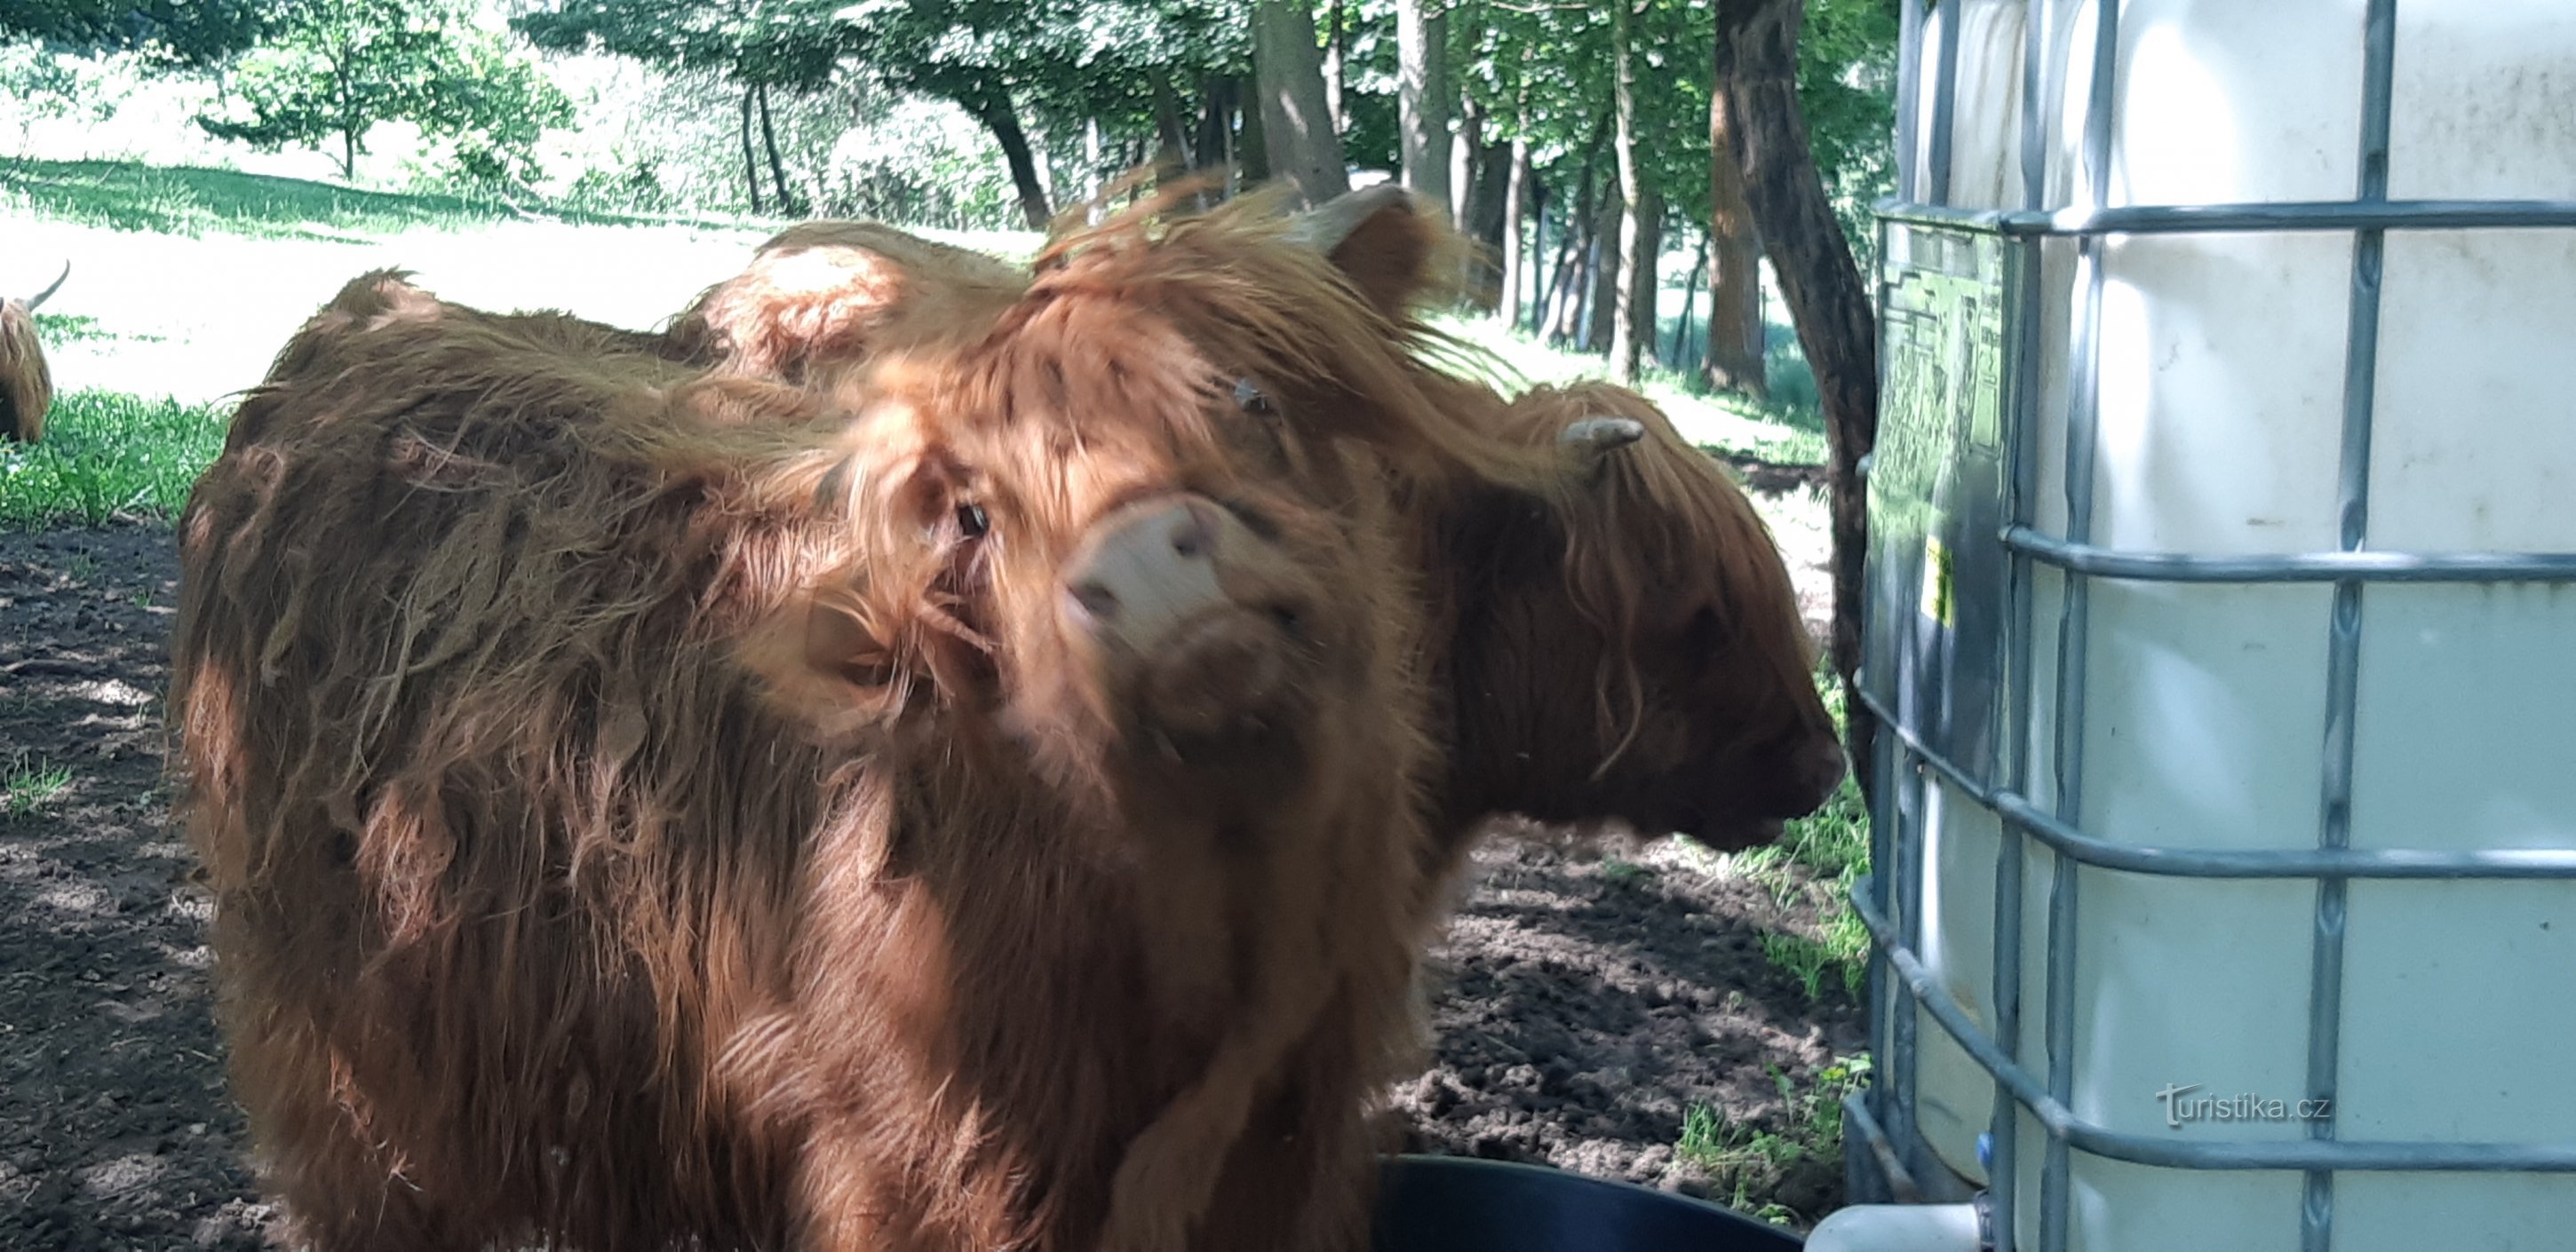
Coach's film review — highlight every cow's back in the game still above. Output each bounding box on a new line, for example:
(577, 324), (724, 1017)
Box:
(169, 289), (827, 1248)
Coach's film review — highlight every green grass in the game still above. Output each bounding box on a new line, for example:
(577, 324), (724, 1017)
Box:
(3, 757), (76, 818)
(1665, 668), (1872, 1002)
(0, 389), (230, 527)
(1676, 1054), (1872, 1227)
(0, 157), (758, 242)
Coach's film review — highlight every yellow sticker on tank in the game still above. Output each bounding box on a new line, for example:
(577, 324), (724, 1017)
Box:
(1920, 536), (1954, 629)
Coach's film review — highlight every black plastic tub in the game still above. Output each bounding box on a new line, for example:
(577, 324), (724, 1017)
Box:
(1372, 1155), (1805, 1251)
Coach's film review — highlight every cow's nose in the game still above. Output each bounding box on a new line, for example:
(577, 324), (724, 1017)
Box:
(1793, 733), (1849, 808)
(1062, 495), (1233, 653)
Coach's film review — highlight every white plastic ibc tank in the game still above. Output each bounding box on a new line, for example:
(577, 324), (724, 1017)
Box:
(1884, 2), (2576, 1249)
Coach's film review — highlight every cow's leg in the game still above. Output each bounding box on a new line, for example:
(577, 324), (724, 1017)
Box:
(1096, 959), (1344, 1252)
(229, 1026), (465, 1252)
(787, 1117), (924, 1252)
(1191, 1026), (1381, 1252)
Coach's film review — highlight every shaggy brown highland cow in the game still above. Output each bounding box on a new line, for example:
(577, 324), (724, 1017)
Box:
(3, 260), (68, 442)
(170, 192), (1583, 1252)
(663, 187), (1844, 884)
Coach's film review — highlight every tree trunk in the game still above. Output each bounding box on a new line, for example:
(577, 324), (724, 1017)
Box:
(1705, 62), (1769, 396)
(756, 82), (797, 215)
(962, 79), (1053, 230)
(1586, 178), (1622, 355)
(1714, 0), (1880, 780)
(1608, 0), (1649, 383)
(1462, 136), (1509, 309)
(1396, 0), (1451, 213)
(1451, 95), (1479, 227)
(1545, 162), (1596, 345)
(1252, 0), (1348, 206)
(739, 84), (763, 213)
(1673, 229), (1710, 368)
(1236, 72), (1270, 185)
(1525, 176), (1552, 331)
(1324, 0), (1348, 134)
(1151, 68), (1193, 173)
(1499, 137), (1530, 329)
(1197, 75), (1235, 178)
(1084, 115), (1105, 210)
(1613, 186), (1659, 383)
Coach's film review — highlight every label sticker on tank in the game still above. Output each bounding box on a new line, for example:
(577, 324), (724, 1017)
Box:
(1920, 536), (1954, 629)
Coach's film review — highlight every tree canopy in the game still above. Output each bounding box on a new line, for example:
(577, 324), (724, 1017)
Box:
(193, 0), (571, 183)
(0, 0), (272, 67)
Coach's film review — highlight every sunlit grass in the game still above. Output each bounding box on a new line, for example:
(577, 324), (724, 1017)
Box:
(0, 390), (230, 527)
(3, 757), (76, 818)
(1676, 1054), (1872, 1228)
(0, 156), (752, 242)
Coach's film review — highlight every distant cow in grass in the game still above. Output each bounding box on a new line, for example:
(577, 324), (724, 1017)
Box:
(3, 261), (68, 442)
(664, 188), (1845, 887)
(170, 192), (1588, 1252)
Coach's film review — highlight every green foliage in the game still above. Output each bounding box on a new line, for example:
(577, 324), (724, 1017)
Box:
(0, 390), (232, 527)
(518, 0), (1240, 123)
(32, 313), (155, 344)
(1450, 0), (1896, 266)
(1796, 0), (1902, 265)
(193, 0), (573, 183)
(0, 38), (121, 143)
(0, 0), (269, 67)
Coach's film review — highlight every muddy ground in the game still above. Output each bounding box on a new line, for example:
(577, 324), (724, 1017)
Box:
(0, 523), (1862, 1249)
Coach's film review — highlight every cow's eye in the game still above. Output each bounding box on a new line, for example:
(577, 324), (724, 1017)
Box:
(955, 503), (990, 539)
(1232, 376), (1274, 416)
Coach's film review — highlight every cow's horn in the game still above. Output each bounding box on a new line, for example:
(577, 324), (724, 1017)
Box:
(1560, 416), (1646, 463)
(1285, 184), (1419, 255)
(25, 261), (68, 311)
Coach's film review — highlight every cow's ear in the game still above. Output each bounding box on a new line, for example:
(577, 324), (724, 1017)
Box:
(1290, 185), (1445, 318)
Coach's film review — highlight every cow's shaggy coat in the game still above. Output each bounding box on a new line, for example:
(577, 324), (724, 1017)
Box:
(170, 194), (1570, 1252)
(3, 261), (68, 442)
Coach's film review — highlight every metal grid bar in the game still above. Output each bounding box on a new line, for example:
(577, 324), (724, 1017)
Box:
(2037, 2), (2121, 1241)
(2001, 529), (2576, 582)
(1896, 0), (1926, 202)
(1862, 692), (2576, 880)
(1985, 6), (2059, 1240)
(1929, 0), (1966, 204)
(1875, 198), (2576, 235)
(1851, 874), (2576, 1172)
(2305, 5), (2399, 1244)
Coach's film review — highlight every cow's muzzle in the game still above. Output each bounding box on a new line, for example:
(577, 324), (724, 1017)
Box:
(1060, 494), (1316, 749)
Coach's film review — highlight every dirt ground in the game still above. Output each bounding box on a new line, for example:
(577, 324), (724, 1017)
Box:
(0, 522), (1861, 1249)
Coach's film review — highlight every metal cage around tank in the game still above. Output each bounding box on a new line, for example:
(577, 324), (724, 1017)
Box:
(1852, 3), (2576, 1250)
